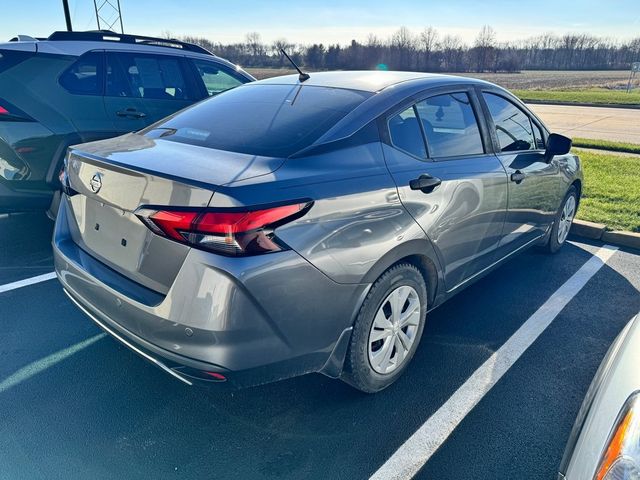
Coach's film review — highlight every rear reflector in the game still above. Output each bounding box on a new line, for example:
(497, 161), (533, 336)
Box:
(136, 202), (311, 256)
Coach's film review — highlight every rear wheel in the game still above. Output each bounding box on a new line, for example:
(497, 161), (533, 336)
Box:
(342, 263), (427, 393)
(543, 186), (578, 253)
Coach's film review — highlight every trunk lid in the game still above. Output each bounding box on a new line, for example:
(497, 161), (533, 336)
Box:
(64, 133), (285, 293)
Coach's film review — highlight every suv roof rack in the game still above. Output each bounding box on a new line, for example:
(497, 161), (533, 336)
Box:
(47, 30), (214, 56)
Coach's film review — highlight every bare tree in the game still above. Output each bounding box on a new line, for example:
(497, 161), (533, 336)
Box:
(472, 25), (496, 72)
(419, 27), (439, 71)
(390, 26), (416, 70)
(245, 32), (265, 57)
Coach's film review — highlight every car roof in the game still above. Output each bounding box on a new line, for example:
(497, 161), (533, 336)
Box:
(254, 70), (489, 93)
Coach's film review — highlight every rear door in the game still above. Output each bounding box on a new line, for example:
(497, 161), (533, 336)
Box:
(382, 87), (508, 291)
(103, 51), (197, 132)
(479, 91), (561, 254)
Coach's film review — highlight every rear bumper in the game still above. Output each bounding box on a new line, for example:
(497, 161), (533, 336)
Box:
(53, 196), (367, 388)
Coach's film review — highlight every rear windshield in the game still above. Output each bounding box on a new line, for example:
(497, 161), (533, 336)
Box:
(142, 84), (372, 157)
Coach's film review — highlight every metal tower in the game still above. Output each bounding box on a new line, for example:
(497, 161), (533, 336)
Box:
(93, 0), (124, 33)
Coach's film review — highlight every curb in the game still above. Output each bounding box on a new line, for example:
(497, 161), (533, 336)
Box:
(571, 219), (640, 250)
(524, 100), (640, 110)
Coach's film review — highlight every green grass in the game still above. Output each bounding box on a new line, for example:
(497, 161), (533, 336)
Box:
(513, 87), (640, 105)
(572, 138), (640, 155)
(575, 149), (640, 232)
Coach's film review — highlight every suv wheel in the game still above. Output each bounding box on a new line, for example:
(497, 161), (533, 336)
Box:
(342, 263), (427, 393)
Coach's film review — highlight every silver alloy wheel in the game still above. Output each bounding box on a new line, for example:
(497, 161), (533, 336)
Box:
(368, 285), (421, 375)
(557, 195), (576, 244)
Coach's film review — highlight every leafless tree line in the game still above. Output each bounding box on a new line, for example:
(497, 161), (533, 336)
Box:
(168, 26), (640, 72)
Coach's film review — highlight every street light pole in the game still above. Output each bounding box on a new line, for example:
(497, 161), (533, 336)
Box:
(62, 0), (73, 31)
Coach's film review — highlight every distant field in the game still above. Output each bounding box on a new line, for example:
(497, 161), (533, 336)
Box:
(246, 68), (635, 92)
(247, 68), (296, 79)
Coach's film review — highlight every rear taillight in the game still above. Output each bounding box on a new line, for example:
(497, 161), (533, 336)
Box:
(136, 202), (311, 256)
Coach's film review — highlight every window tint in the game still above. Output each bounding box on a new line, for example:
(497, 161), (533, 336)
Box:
(106, 53), (194, 100)
(143, 84), (371, 157)
(191, 60), (246, 96)
(388, 106), (427, 158)
(60, 52), (103, 95)
(415, 92), (484, 157)
(483, 93), (536, 152)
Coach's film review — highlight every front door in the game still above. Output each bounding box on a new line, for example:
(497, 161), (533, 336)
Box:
(480, 91), (562, 254)
(382, 89), (508, 291)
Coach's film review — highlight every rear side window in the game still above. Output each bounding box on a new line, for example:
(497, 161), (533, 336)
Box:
(191, 59), (246, 96)
(388, 106), (427, 158)
(143, 84), (371, 157)
(59, 51), (103, 95)
(483, 93), (536, 152)
(106, 53), (194, 100)
(415, 92), (484, 158)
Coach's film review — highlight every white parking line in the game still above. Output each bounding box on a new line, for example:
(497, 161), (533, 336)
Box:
(0, 333), (106, 394)
(0, 272), (57, 294)
(370, 244), (618, 480)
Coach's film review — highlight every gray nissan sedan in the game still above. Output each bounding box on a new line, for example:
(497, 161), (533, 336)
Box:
(53, 71), (582, 392)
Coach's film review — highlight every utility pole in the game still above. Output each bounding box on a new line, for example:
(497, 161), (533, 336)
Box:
(62, 0), (73, 31)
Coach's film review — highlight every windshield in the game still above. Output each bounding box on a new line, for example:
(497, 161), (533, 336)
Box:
(142, 84), (372, 157)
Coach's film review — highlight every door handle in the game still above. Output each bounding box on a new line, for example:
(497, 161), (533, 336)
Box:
(409, 174), (442, 193)
(510, 170), (526, 184)
(116, 108), (146, 119)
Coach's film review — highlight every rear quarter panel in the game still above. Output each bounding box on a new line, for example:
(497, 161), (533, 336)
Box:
(210, 142), (438, 286)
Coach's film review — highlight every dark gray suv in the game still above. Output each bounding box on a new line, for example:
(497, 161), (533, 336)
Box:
(0, 30), (253, 212)
(53, 71), (581, 393)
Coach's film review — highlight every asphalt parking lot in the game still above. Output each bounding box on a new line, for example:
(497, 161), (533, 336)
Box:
(1, 213), (639, 480)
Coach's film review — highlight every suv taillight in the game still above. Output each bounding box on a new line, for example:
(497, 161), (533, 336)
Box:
(0, 99), (34, 122)
(136, 202), (311, 256)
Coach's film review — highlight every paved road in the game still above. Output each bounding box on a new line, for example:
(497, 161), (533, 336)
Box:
(1, 213), (639, 480)
(528, 104), (640, 143)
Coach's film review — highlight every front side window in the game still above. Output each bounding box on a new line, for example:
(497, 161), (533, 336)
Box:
(415, 92), (484, 158)
(532, 121), (545, 150)
(59, 51), (103, 95)
(191, 60), (246, 96)
(483, 92), (536, 152)
(106, 53), (193, 100)
(143, 84), (371, 157)
(388, 106), (427, 159)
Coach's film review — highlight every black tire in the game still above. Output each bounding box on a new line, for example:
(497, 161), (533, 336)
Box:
(543, 186), (578, 254)
(342, 263), (428, 393)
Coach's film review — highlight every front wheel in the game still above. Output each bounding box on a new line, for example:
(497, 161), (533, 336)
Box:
(342, 263), (427, 393)
(543, 186), (578, 253)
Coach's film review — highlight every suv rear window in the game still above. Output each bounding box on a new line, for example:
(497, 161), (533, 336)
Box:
(59, 51), (103, 95)
(143, 84), (371, 157)
(107, 53), (195, 100)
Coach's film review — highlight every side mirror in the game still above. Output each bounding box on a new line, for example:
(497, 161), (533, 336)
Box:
(545, 133), (572, 161)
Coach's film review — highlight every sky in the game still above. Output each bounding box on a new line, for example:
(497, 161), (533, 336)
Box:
(3, 0), (639, 46)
